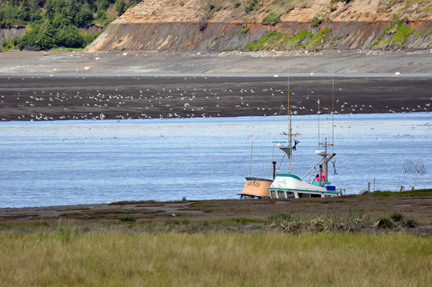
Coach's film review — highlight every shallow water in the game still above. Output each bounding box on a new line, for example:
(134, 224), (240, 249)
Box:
(1, 113), (431, 208)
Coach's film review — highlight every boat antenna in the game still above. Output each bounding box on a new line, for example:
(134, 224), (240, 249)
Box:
(269, 141), (276, 178)
(288, 76), (293, 174)
(249, 127), (254, 177)
(331, 52), (335, 153)
(317, 99), (320, 149)
(276, 64), (295, 174)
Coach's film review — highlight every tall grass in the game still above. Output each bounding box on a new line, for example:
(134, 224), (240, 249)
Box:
(0, 231), (431, 286)
(368, 188), (432, 197)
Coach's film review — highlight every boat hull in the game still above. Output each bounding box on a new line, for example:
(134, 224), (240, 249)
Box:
(238, 177), (272, 199)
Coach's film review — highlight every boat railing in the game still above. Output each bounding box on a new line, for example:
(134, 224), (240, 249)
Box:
(302, 158), (325, 181)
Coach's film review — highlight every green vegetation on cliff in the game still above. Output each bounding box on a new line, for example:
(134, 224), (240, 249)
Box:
(244, 30), (287, 51)
(262, 0), (304, 25)
(244, 28), (332, 51)
(372, 15), (414, 49)
(0, 0), (136, 51)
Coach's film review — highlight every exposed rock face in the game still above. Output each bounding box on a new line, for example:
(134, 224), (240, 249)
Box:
(0, 27), (26, 48)
(85, 0), (432, 52)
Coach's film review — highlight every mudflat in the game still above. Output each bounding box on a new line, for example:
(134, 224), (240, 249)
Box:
(1, 50), (431, 121)
(0, 195), (432, 235)
(1, 74), (431, 121)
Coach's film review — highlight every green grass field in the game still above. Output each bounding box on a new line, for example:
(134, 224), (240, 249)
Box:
(1, 192), (432, 285)
(0, 230), (431, 286)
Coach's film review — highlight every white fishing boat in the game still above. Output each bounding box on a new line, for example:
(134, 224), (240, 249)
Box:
(239, 76), (342, 199)
(268, 139), (340, 198)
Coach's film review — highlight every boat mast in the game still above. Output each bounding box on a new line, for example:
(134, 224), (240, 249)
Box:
(278, 76), (294, 174)
(288, 76), (293, 174)
(317, 99), (320, 149)
(249, 132), (254, 177)
(315, 69), (336, 182)
(332, 54), (335, 154)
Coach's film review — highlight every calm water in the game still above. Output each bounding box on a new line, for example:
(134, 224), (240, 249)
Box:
(1, 113), (431, 208)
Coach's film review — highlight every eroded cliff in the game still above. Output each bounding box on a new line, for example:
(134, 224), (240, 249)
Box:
(86, 0), (432, 52)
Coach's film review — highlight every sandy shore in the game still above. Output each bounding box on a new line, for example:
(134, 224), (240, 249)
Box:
(1, 49), (432, 75)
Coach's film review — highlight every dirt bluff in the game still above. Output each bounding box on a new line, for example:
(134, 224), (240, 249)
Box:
(82, 0), (432, 52)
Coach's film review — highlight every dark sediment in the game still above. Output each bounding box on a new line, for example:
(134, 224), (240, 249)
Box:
(1, 196), (431, 235)
(1, 75), (431, 121)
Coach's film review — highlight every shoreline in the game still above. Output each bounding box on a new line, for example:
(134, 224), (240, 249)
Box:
(1, 49), (432, 75)
(1, 194), (431, 235)
(2, 73), (432, 78)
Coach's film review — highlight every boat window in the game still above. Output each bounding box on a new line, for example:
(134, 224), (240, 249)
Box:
(311, 194), (321, 198)
(298, 193), (311, 198)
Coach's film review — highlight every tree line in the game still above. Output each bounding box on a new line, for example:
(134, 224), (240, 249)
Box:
(1, 0), (136, 50)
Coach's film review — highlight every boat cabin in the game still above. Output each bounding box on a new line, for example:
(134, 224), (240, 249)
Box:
(267, 174), (339, 199)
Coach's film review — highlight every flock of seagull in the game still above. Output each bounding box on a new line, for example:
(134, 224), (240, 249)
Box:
(1, 75), (431, 121)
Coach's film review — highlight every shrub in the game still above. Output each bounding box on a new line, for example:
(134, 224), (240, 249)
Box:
(204, 0), (224, 17)
(375, 216), (394, 229)
(311, 16), (322, 27)
(57, 25), (86, 48)
(262, 12), (281, 25)
(74, 8), (94, 27)
(392, 24), (413, 44)
(368, 189), (432, 197)
(288, 30), (313, 44)
(166, 219), (191, 226)
(239, 27), (249, 33)
(245, 0), (258, 13)
(269, 213), (296, 224)
(402, 218), (417, 228)
(390, 212), (404, 222)
(1, 0), (126, 50)
(120, 215), (136, 222)
(344, 212), (370, 232)
(304, 27), (331, 49)
(1, 38), (17, 51)
(375, 213), (418, 230)
(52, 13), (71, 28)
(272, 213), (371, 234)
(116, 0), (126, 16)
(244, 30), (287, 51)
